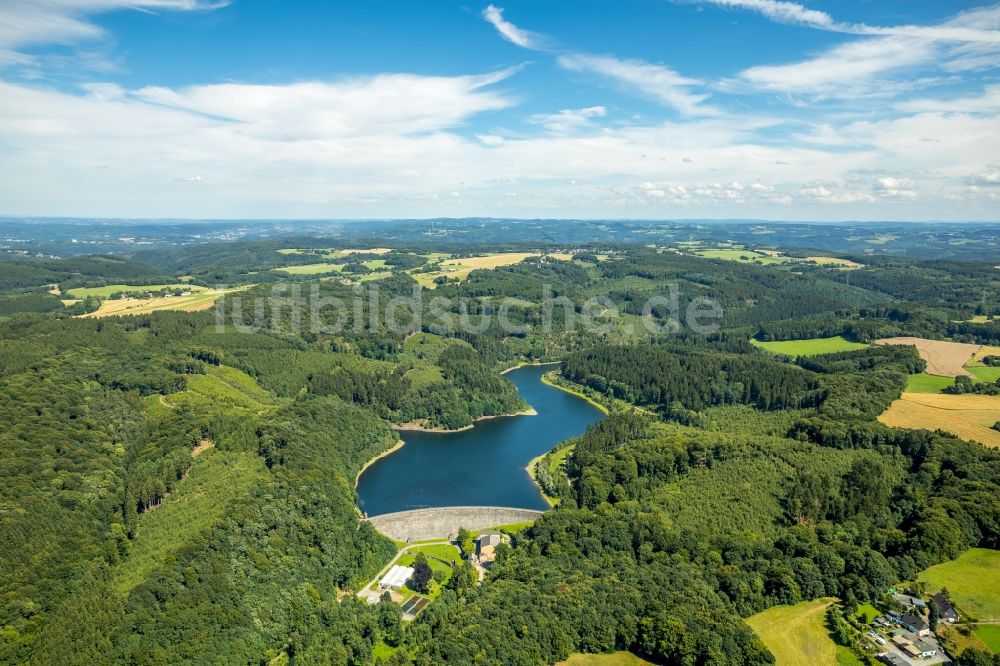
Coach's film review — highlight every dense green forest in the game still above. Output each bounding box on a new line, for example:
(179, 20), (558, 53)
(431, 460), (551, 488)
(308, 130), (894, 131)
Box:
(2, 229), (1000, 665)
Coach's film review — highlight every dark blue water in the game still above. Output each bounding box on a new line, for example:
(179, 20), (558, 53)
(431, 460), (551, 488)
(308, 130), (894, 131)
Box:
(356, 364), (604, 516)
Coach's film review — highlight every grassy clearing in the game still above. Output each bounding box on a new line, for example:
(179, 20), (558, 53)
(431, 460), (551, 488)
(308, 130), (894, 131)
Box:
(937, 622), (991, 656)
(879, 393), (1000, 448)
(905, 373), (956, 393)
(66, 283), (207, 298)
(273, 262), (344, 275)
(371, 641), (398, 661)
(835, 647), (864, 666)
(970, 366), (1000, 383)
(976, 625), (1000, 652)
(406, 543), (462, 565)
(752, 336), (868, 357)
(747, 598), (840, 666)
(556, 653), (655, 666)
(170, 365), (281, 413)
(486, 520), (536, 534)
(916, 548), (1000, 621)
(114, 450), (269, 594)
(356, 271), (393, 282)
(547, 445), (575, 477)
(395, 548), (456, 599)
(855, 604), (880, 624)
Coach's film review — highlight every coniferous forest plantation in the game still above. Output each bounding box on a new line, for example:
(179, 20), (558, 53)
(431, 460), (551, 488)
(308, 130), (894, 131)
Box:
(1, 219), (1000, 666)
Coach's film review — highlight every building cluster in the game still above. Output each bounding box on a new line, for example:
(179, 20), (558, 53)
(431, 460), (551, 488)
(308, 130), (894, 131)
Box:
(871, 589), (960, 666)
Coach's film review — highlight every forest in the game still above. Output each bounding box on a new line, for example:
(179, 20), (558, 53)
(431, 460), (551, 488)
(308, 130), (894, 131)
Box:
(1, 226), (1000, 665)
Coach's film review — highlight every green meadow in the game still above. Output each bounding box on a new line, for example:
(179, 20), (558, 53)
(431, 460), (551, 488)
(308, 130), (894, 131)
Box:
(273, 262), (344, 275)
(751, 336), (868, 357)
(747, 598), (843, 666)
(916, 548), (1000, 621)
(66, 283), (206, 298)
(905, 373), (956, 393)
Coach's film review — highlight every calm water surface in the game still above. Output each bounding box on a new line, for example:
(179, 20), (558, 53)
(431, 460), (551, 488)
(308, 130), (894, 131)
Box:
(356, 364), (604, 515)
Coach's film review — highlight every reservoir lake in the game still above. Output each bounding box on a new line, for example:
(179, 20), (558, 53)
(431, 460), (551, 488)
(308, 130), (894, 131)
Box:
(356, 364), (605, 516)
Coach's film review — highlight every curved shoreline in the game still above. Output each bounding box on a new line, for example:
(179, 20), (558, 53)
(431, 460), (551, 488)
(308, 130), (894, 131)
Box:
(539, 370), (610, 415)
(500, 360), (559, 375)
(524, 452), (557, 508)
(392, 406), (537, 433)
(355, 437), (406, 491)
(356, 364), (606, 514)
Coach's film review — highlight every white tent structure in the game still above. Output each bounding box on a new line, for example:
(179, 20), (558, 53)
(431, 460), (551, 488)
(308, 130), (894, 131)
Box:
(379, 565), (414, 591)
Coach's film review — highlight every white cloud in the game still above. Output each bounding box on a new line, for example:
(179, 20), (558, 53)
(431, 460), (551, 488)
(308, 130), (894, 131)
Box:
(698, 0), (1000, 43)
(799, 184), (877, 204)
(482, 5), (544, 50)
(698, 0), (835, 30)
(874, 176), (917, 198)
(530, 106), (607, 133)
(736, 36), (934, 97)
(895, 84), (1000, 114)
(1, 70), (998, 219)
(724, 3), (1000, 98)
(132, 69), (517, 139)
(0, 0), (228, 67)
(558, 53), (713, 116)
(966, 165), (1000, 187)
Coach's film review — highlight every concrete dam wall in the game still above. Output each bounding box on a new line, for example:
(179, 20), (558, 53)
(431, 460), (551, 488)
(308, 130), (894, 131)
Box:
(365, 506), (545, 541)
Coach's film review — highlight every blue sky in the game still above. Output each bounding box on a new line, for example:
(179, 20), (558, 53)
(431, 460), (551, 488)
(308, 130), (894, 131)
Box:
(1, 1), (999, 220)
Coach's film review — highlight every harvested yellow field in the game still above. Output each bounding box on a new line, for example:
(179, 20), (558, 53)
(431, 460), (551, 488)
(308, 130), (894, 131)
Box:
(81, 289), (229, 318)
(805, 256), (862, 269)
(338, 247), (393, 255)
(879, 392), (1000, 448)
(440, 252), (539, 270)
(547, 253), (574, 261)
(418, 252), (540, 288)
(970, 345), (1000, 366)
(875, 337), (982, 377)
(278, 247), (393, 257)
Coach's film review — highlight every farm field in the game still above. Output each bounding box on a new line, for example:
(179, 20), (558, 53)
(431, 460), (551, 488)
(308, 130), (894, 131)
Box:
(976, 625), (1000, 653)
(277, 247), (392, 257)
(556, 652), (655, 665)
(905, 373), (956, 393)
(875, 337), (982, 377)
(273, 262), (344, 275)
(415, 252), (539, 287)
(878, 393), (1000, 448)
(747, 598), (842, 666)
(804, 256), (862, 269)
(695, 248), (791, 264)
(66, 283), (204, 298)
(752, 336), (868, 357)
(916, 548), (1000, 622)
(81, 288), (232, 317)
(970, 345), (1000, 366)
(970, 366), (1000, 383)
